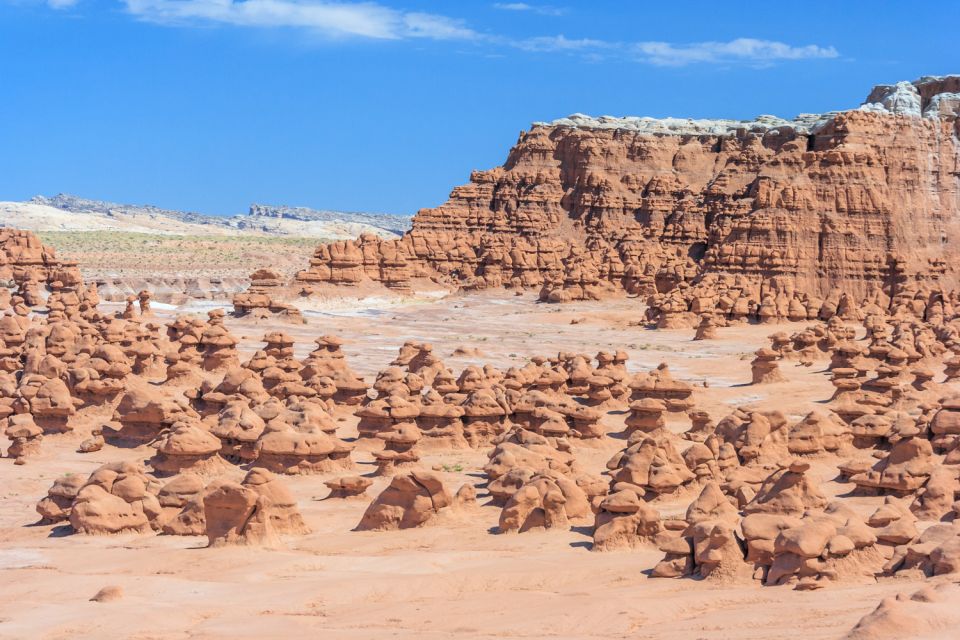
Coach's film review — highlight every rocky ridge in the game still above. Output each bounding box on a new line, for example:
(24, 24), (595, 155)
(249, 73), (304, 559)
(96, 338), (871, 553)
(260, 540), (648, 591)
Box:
(6, 194), (409, 239)
(32, 194), (216, 227)
(289, 75), (960, 318)
(248, 203), (410, 236)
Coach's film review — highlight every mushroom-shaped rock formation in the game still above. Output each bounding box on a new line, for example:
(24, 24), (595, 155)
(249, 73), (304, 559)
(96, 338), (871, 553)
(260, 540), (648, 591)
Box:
(372, 422), (422, 476)
(628, 363), (694, 412)
(18, 375), (79, 433)
(210, 401), (267, 463)
(883, 519), (960, 577)
(740, 513), (803, 568)
(498, 471), (591, 533)
(69, 462), (162, 534)
(693, 314), (720, 340)
(324, 475), (374, 499)
(254, 421), (353, 475)
(110, 383), (197, 443)
(483, 429), (583, 496)
(743, 460), (828, 517)
(684, 410), (715, 443)
(583, 374), (618, 407)
(231, 269), (303, 322)
(685, 481), (740, 526)
(356, 470), (452, 531)
(199, 323), (240, 372)
(712, 407), (790, 465)
(525, 406), (571, 438)
(198, 367), (271, 416)
(786, 411), (849, 455)
(910, 466), (960, 522)
(651, 482), (749, 580)
(300, 335), (368, 405)
(684, 520), (752, 581)
(461, 388), (510, 447)
(156, 473), (208, 535)
(750, 348), (785, 384)
(762, 505), (885, 588)
(848, 413), (894, 448)
(243, 467), (310, 535)
(35, 473), (87, 524)
(606, 435), (696, 498)
(355, 394), (421, 439)
(4, 413), (43, 463)
(850, 433), (935, 495)
(592, 489), (665, 552)
(202, 468), (308, 547)
(624, 399), (667, 437)
(370, 366), (420, 399)
(415, 391), (468, 448)
(149, 421), (230, 476)
(869, 497), (920, 546)
(930, 395), (960, 455)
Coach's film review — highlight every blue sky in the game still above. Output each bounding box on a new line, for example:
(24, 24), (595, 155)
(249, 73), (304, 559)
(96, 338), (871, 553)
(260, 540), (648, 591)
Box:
(1, 0), (957, 216)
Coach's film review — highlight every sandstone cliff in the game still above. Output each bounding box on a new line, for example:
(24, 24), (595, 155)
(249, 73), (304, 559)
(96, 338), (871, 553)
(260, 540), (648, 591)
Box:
(293, 75), (960, 312)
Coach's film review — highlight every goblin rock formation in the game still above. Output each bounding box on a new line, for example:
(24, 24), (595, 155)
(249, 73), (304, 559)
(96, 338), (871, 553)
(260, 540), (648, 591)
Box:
(11, 74), (960, 639)
(0, 229), (82, 294)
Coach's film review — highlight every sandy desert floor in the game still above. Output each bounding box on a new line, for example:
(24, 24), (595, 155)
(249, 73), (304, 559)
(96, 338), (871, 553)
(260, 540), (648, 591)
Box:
(0, 291), (946, 639)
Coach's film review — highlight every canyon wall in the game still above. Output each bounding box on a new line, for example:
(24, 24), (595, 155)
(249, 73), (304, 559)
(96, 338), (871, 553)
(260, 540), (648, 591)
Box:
(293, 76), (960, 309)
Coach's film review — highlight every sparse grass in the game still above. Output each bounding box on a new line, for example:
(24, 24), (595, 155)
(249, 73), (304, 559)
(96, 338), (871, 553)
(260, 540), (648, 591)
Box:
(441, 463), (464, 473)
(37, 231), (322, 279)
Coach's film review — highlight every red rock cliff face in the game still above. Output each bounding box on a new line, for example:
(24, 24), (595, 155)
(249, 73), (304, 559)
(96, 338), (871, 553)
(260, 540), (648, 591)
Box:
(702, 109), (959, 295)
(295, 77), (960, 307)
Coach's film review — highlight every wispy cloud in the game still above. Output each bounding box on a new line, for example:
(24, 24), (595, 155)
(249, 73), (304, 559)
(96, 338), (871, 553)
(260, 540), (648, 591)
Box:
(47, 0), (79, 8)
(506, 35), (836, 66)
(492, 2), (566, 16)
(122, 0), (478, 40)
(633, 38), (839, 67)
(86, 1), (841, 68)
(512, 34), (609, 52)
(401, 12), (476, 40)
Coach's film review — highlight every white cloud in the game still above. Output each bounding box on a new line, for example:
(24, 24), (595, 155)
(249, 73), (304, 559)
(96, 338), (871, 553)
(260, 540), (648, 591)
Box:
(512, 34), (609, 52)
(506, 34), (837, 66)
(47, 0), (79, 8)
(402, 12), (475, 40)
(633, 38), (839, 67)
(121, 0), (478, 40)
(493, 2), (565, 16)
(82, 2), (842, 68)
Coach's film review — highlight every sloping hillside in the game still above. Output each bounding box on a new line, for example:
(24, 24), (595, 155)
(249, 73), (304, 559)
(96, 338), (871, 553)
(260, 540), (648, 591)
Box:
(1, 194), (410, 239)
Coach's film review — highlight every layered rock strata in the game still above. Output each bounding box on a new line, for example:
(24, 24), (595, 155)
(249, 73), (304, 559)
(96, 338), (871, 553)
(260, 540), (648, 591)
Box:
(286, 76), (960, 315)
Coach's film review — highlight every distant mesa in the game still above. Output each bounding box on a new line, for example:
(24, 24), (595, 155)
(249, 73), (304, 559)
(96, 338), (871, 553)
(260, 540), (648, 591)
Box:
(247, 203), (411, 236)
(31, 193), (215, 227)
